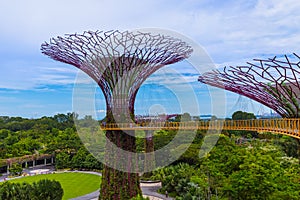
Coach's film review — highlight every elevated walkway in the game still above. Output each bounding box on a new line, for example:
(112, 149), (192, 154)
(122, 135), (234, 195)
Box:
(101, 118), (300, 139)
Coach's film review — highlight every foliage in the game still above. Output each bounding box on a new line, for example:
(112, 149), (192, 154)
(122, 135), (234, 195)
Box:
(0, 179), (63, 200)
(179, 112), (192, 122)
(152, 134), (300, 199)
(1, 113), (299, 199)
(171, 144), (201, 165)
(274, 136), (299, 158)
(55, 152), (70, 169)
(222, 146), (300, 199)
(130, 195), (150, 200)
(230, 111), (258, 137)
(3, 172), (101, 200)
(54, 148), (103, 170)
(149, 163), (196, 197)
(31, 179), (63, 200)
(8, 163), (23, 176)
(0, 114), (80, 160)
(0, 182), (32, 200)
(0, 114), (103, 171)
(232, 111), (256, 120)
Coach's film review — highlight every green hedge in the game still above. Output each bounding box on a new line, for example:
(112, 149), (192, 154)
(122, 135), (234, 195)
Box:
(0, 179), (63, 200)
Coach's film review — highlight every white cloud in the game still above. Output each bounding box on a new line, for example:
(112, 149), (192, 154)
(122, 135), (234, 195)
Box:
(1, 0), (300, 117)
(180, 0), (300, 64)
(0, 60), (78, 90)
(1, 0), (299, 81)
(1, 0), (299, 55)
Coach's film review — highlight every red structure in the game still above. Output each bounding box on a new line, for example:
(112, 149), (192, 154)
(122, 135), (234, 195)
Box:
(41, 30), (192, 199)
(198, 53), (300, 118)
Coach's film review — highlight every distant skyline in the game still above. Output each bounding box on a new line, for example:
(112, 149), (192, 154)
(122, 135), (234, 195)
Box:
(1, 0), (300, 118)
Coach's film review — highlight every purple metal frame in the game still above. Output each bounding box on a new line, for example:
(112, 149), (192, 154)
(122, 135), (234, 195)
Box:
(198, 53), (300, 117)
(41, 30), (192, 118)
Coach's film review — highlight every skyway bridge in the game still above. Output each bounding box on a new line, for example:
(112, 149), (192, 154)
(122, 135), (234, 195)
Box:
(101, 118), (300, 139)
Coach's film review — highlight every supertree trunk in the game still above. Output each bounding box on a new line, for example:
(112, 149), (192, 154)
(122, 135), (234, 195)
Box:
(101, 138), (140, 199)
(41, 30), (192, 199)
(100, 105), (141, 199)
(101, 130), (141, 199)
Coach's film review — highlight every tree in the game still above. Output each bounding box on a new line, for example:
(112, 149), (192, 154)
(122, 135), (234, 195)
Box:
(275, 136), (299, 158)
(0, 129), (10, 140)
(32, 179), (64, 200)
(224, 152), (277, 199)
(150, 163), (195, 196)
(84, 153), (103, 170)
(0, 180), (63, 200)
(181, 113), (192, 121)
(231, 111), (258, 138)
(172, 144), (200, 165)
(232, 111), (256, 120)
(0, 182), (23, 199)
(55, 152), (70, 169)
(9, 163), (23, 176)
(71, 147), (88, 169)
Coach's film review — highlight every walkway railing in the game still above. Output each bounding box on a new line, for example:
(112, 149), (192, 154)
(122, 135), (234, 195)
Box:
(101, 118), (300, 139)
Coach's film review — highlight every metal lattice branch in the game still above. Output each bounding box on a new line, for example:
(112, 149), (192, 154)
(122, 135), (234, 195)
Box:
(198, 53), (300, 117)
(41, 30), (192, 112)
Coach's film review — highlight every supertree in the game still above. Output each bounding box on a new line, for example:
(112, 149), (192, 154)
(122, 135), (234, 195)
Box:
(41, 30), (192, 199)
(198, 53), (300, 118)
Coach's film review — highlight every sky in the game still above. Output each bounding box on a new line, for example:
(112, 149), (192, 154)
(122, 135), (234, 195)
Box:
(1, 0), (300, 119)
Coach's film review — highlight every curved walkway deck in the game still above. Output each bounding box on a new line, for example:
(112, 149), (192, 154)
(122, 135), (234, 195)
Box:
(101, 118), (300, 139)
(71, 181), (173, 200)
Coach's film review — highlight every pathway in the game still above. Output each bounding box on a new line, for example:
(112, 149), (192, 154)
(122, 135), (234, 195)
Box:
(71, 179), (173, 200)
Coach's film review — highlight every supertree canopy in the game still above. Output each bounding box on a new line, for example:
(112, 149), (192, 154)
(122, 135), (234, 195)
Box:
(198, 53), (300, 118)
(41, 30), (192, 200)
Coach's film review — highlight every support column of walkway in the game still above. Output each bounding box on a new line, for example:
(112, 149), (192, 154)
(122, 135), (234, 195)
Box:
(144, 130), (155, 175)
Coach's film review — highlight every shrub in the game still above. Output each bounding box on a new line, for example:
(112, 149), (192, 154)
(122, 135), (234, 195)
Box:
(8, 164), (23, 176)
(32, 179), (64, 200)
(0, 179), (63, 200)
(130, 194), (150, 200)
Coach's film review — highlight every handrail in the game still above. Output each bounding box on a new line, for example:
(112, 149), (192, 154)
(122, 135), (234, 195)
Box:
(100, 118), (300, 139)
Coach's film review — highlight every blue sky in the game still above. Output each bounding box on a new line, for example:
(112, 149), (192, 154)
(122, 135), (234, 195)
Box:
(1, 0), (300, 119)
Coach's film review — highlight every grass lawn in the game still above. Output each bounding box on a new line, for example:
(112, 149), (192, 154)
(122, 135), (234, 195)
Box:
(5, 172), (101, 200)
